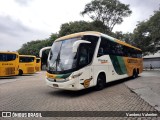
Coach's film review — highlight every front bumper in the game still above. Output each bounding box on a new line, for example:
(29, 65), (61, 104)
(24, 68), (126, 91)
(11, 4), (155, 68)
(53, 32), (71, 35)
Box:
(45, 77), (81, 90)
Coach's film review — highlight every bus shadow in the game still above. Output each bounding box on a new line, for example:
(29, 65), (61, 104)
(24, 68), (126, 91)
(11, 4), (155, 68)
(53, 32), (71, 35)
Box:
(0, 76), (18, 79)
(34, 72), (40, 74)
(48, 76), (141, 98)
(48, 87), (96, 98)
(105, 76), (133, 87)
(21, 74), (35, 76)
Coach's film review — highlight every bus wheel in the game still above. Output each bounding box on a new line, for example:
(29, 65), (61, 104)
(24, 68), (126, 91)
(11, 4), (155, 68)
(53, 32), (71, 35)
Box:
(137, 69), (139, 77)
(95, 74), (106, 90)
(132, 69), (137, 79)
(19, 70), (23, 76)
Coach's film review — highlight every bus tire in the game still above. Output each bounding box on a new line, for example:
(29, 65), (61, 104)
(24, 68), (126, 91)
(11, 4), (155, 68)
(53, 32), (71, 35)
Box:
(132, 69), (137, 79)
(95, 74), (106, 90)
(137, 69), (139, 77)
(19, 69), (23, 76)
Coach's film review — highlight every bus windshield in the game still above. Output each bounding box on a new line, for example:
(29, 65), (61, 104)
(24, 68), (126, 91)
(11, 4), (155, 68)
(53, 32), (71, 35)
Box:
(20, 57), (35, 63)
(0, 53), (16, 61)
(47, 35), (99, 74)
(48, 38), (78, 73)
(36, 59), (41, 63)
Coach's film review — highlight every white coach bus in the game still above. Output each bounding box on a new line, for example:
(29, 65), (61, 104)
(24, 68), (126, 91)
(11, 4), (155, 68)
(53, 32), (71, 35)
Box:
(42, 31), (143, 90)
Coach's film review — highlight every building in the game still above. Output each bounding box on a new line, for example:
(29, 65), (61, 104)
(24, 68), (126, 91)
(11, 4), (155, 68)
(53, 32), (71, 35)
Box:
(143, 51), (160, 69)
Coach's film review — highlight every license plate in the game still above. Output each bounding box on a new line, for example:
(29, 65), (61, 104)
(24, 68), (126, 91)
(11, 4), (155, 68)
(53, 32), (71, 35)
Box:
(53, 84), (58, 87)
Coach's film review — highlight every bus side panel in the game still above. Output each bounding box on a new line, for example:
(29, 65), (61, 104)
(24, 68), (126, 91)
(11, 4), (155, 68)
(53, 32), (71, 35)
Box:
(93, 55), (128, 84)
(107, 55), (128, 81)
(109, 55), (128, 75)
(0, 61), (19, 77)
(93, 55), (110, 84)
(19, 63), (36, 74)
(123, 57), (143, 76)
(19, 63), (26, 74)
(0, 65), (5, 76)
(15, 57), (19, 75)
(36, 61), (41, 72)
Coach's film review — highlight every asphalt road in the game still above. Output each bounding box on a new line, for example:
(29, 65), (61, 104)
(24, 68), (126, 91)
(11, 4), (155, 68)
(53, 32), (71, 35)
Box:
(0, 71), (159, 120)
(125, 70), (160, 111)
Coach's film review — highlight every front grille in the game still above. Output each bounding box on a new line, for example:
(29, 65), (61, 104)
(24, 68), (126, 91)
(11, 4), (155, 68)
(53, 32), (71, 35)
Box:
(27, 67), (34, 73)
(47, 78), (67, 82)
(35, 67), (40, 71)
(5, 67), (15, 75)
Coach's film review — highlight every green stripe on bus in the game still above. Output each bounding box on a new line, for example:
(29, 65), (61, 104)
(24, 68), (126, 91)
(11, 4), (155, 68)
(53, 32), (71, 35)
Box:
(55, 73), (71, 79)
(117, 56), (127, 74)
(109, 55), (127, 75)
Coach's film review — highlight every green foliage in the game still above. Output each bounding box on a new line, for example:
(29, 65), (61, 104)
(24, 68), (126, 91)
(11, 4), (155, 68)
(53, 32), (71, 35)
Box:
(122, 32), (134, 45)
(81, 0), (132, 32)
(91, 20), (112, 34)
(59, 21), (92, 37)
(59, 20), (113, 37)
(148, 10), (160, 49)
(50, 33), (59, 41)
(113, 31), (134, 46)
(133, 10), (160, 55)
(18, 34), (58, 57)
(113, 31), (124, 40)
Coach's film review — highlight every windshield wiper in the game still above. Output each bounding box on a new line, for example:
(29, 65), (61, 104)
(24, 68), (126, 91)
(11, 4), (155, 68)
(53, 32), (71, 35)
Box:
(55, 42), (63, 71)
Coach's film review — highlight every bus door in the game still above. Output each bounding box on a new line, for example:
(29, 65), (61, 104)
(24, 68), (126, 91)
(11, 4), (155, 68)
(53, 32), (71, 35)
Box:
(78, 44), (93, 88)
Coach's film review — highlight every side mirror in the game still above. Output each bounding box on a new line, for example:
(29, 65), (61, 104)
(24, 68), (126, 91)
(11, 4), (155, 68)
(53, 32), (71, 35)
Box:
(97, 48), (104, 57)
(72, 40), (91, 53)
(49, 51), (52, 60)
(39, 46), (51, 58)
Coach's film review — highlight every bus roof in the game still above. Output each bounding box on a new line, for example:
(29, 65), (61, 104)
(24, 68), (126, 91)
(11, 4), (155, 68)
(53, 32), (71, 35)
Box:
(0, 51), (19, 55)
(55, 31), (141, 51)
(116, 39), (141, 51)
(19, 55), (36, 58)
(101, 33), (141, 51)
(56, 31), (101, 41)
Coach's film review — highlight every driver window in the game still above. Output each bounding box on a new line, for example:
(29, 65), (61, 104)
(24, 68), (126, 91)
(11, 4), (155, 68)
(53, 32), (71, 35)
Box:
(79, 45), (89, 67)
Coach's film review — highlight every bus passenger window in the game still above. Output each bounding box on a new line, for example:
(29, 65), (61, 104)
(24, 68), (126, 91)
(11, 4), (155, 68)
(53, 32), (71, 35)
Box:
(98, 47), (104, 57)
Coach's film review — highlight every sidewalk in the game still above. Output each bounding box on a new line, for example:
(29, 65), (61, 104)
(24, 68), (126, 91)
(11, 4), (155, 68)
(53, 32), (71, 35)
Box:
(125, 71), (160, 111)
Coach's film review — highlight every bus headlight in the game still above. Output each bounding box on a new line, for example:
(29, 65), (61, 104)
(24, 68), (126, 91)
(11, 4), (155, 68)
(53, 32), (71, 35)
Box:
(69, 72), (83, 79)
(65, 77), (70, 81)
(65, 72), (83, 81)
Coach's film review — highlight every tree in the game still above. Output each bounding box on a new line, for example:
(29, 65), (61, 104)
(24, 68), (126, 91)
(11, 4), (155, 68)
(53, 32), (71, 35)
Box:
(132, 21), (151, 55)
(58, 20), (112, 37)
(18, 33), (58, 56)
(18, 40), (42, 56)
(114, 31), (123, 40)
(133, 10), (160, 55)
(112, 31), (134, 45)
(91, 20), (112, 34)
(81, 0), (132, 32)
(49, 33), (59, 42)
(122, 32), (134, 45)
(148, 10), (160, 50)
(59, 21), (92, 37)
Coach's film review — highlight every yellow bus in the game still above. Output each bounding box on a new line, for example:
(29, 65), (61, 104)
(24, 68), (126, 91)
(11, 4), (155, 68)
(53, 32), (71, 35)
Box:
(0, 51), (19, 77)
(43, 31), (143, 90)
(35, 58), (41, 72)
(19, 55), (36, 75)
